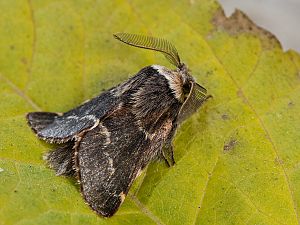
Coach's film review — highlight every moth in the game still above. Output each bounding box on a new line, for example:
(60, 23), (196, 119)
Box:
(26, 33), (210, 217)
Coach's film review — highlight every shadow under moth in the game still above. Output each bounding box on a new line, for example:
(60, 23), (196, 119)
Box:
(26, 33), (210, 217)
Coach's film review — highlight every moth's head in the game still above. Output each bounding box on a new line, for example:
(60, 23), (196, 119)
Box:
(113, 33), (207, 104)
(178, 62), (209, 104)
(177, 63), (194, 96)
(174, 63), (195, 102)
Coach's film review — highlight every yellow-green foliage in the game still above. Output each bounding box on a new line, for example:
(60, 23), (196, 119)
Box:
(0, 1), (300, 224)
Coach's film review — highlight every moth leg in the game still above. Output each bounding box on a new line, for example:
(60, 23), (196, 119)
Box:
(44, 141), (76, 177)
(204, 94), (213, 101)
(161, 123), (177, 167)
(162, 145), (175, 167)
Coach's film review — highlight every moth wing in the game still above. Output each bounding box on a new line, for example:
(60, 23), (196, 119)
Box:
(26, 89), (124, 143)
(27, 112), (99, 143)
(44, 141), (75, 177)
(177, 82), (208, 123)
(26, 68), (153, 143)
(77, 109), (172, 217)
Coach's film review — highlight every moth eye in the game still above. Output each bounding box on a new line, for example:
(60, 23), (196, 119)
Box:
(182, 82), (191, 99)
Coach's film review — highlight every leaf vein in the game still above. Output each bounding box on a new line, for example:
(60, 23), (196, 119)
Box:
(129, 194), (165, 225)
(193, 153), (220, 224)
(0, 73), (41, 111)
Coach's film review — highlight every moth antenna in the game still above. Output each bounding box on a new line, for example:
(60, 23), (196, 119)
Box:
(114, 33), (182, 68)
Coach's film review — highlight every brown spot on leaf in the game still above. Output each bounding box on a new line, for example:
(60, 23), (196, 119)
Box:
(21, 58), (28, 65)
(288, 101), (294, 107)
(224, 139), (237, 152)
(221, 114), (229, 120)
(212, 8), (281, 50)
(274, 157), (284, 165)
(237, 89), (247, 104)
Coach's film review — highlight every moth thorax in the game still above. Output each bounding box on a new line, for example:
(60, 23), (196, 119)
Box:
(152, 65), (192, 103)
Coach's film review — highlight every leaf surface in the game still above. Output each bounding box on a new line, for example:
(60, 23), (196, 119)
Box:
(0, 1), (300, 225)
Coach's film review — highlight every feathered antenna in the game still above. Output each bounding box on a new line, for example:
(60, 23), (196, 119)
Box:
(114, 33), (182, 68)
(177, 82), (208, 123)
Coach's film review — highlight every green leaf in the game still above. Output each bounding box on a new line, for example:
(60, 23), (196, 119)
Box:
(0, 1), (300, 224)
